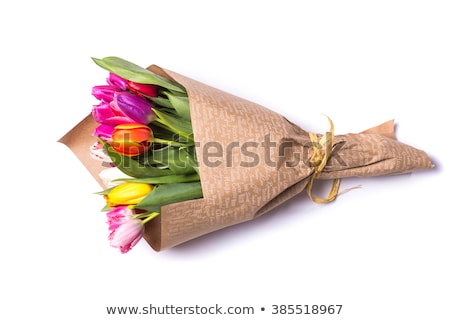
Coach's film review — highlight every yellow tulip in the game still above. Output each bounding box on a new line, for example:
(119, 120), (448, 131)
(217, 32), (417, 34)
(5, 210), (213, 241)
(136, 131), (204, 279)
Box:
(105, 182), (153, 207)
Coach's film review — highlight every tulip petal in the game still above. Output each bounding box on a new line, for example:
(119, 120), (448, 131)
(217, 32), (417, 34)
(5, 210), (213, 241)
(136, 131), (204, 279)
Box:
(109, 218), (144, 253)
(112, 126), (152, 142)
(103, 116), (137, 125)
(92, 102), (115, 124)
(110, 123), (153, 156)
(115, 92), (155, 124)
(107, 182), (153, 205)
(93, 124), (114, 140)
(106, 205), (134, 231)
(92, 85), (120, 102)
(128, 81), (159, 97)
(107, 72), (128, 90)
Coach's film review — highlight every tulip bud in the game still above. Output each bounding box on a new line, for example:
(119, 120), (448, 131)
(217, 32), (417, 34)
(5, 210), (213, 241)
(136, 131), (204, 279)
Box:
(107, 72), (128, 90)
(92, 85), (120, 103)
(110, 218), (144, 254)
(128, 81), (159, 97)
(106, 205), (134, 234)
(92, 124), (114, 140)
(105, 182), (153, 207)
(92, 100), (138, 128)
(112, 92), (155, 124)
(111, 123), (153, 156)
(92, 101), (115, 124)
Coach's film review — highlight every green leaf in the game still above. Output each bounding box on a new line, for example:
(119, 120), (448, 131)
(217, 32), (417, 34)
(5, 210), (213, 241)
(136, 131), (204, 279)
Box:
(136, 182), (203, 209)
(99, 139), (173, 178)
(151, 146), (197, 175)
(149, 97), (175, 109)
(149, 124), (179, 141)
(94, 186), (116, 195)
(168, 147), (197, 175)
(186, 146), (200, 174)
(115, 173), (200, 184)
(153, 109), (193, 140)
(165, 92), (191, 121)
(101, 204), (113, 212)
(92, 56), (185, 93)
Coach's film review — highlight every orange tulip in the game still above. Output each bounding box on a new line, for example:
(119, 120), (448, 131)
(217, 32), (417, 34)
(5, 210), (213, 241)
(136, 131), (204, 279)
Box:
(111, 123), (153, 156)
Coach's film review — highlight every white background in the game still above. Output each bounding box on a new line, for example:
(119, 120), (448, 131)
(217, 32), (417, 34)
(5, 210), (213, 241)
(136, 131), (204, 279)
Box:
(1, 1), (449, 319)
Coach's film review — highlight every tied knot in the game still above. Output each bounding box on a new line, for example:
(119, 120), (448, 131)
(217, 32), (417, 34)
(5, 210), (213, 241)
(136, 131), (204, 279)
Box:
(306, 116), (341, 204)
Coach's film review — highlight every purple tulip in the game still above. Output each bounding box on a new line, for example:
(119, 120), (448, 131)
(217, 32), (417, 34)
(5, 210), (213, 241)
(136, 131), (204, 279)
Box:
(112, 92), (155, 124)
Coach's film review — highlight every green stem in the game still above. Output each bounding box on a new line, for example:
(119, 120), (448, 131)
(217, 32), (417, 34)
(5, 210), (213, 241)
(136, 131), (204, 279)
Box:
(141, 212), (161, 224)
(115, 173), (200, 184)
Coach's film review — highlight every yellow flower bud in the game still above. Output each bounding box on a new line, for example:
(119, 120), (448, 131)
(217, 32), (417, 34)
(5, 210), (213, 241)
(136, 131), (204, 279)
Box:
(105, 182), (153, 207)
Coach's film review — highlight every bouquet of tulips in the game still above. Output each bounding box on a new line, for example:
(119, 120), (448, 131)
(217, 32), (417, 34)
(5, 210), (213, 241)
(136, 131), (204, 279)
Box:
(60, 56), (433, 254)
(87, 57), (204, 253)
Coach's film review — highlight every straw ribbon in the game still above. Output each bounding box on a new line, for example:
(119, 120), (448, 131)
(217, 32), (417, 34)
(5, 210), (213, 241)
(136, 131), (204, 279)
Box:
(306, 116), (341, 204)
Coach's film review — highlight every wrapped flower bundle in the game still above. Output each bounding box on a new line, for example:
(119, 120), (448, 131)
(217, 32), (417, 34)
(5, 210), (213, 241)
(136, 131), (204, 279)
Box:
(59, 57), (433, 253)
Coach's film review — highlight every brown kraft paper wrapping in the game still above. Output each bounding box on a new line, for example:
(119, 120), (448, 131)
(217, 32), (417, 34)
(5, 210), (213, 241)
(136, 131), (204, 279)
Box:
(59, 64), (432, 252)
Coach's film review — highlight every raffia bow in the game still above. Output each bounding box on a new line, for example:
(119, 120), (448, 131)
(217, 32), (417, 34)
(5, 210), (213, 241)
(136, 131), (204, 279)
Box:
(306, 116), (341, 204)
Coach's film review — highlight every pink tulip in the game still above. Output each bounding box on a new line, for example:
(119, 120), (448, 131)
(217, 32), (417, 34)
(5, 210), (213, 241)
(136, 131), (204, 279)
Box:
(92, 101), (137, 127)
(92, 85), (120, 103)
(106, 206), (144, 253)
(109, 218), (144, 254)
(107, 73), (128, 90)
(92, 123), (115, 140)
(106, 205), (134, 234)
(92, 74), (128, 102)
(92, 101), (116, 123)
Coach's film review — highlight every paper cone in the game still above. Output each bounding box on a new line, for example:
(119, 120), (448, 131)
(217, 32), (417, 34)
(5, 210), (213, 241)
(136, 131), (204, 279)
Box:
(59, 65), (432, 251)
